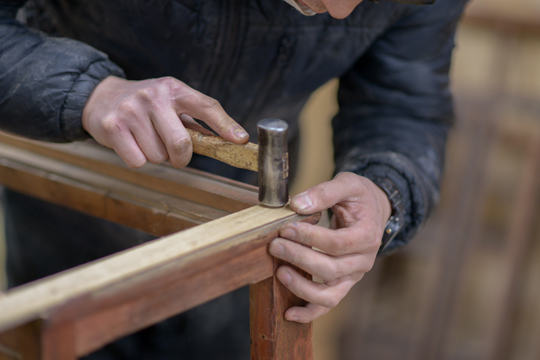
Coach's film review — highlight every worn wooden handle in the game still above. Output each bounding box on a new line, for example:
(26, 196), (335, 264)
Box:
(187, 129), (259, 172)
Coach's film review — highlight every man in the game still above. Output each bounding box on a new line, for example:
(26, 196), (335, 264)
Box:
(0, 0), (467, 358)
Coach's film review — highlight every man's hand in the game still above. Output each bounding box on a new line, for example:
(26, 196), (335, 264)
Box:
(82, 76), (249, 168)
(268, 172), (392, 323)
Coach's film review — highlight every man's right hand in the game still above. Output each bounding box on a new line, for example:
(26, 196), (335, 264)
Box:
(82, 76), (249, 168)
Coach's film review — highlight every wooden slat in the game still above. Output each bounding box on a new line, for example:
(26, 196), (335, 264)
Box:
(0, 205), (319, 355)
(74, 245), (271, 355)
(250, 258), (313, 360)
(0, 132), (258, 213)
(0, 142), (228, 236)
(41, 323), (75, 360)
(0, 321), (41, 360)
(0, 132), (320, 358)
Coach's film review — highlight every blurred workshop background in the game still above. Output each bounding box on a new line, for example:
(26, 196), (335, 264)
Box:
(2, 0), (540, 358)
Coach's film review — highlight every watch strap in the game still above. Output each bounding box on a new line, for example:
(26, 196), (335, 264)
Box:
(371, 177), (406, 253)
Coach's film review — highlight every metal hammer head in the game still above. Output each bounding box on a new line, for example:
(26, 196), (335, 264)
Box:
(257, 119), (289, 207)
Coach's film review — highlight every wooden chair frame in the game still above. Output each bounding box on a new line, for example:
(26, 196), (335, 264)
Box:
(0, 133), (319, 360)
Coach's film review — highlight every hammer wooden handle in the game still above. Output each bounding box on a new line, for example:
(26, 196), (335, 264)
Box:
(187, 128), (259, 172)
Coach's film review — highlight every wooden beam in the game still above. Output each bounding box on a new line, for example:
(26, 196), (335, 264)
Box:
(250, 258), (313, 360)
(0, 141), (228, 236)
(0, 132), (258, 213)
(0, 204), (319, 356)
(0, 132), (319, 358)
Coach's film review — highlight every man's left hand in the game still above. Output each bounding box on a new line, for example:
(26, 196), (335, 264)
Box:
(268, 172), (392, 323)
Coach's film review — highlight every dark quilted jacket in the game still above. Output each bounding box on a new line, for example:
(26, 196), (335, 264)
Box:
(0, 0), (467, 358)
(0, 0), (467, 252)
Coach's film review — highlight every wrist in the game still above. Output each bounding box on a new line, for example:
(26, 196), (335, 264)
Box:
(370, 177), (406, 254)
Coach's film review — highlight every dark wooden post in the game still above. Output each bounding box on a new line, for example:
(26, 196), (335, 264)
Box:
(0, 320), (76, 360)
(250, 258), (313, 360)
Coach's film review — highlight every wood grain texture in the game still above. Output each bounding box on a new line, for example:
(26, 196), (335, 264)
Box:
(250, 258), (313, 360)
(41, 323), (75, 360)
(187, 129), (259, 171)
(0, 142), (228, 236)
(0, 132), (320, 359)
(0, 205), (317, 334)
(0, 321), (41, 360)
(74, 245), (272, 355)
(0, 132), (258, 213)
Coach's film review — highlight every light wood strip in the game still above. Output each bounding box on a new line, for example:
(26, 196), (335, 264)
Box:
(0, 205), (306, 333)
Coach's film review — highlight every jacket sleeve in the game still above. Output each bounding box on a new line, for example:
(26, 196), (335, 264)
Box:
(333, 0), (468, 254)
(0, 0), (125, 142)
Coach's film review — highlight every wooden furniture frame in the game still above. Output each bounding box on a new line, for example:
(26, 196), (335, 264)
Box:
(0, 133), (319, 360)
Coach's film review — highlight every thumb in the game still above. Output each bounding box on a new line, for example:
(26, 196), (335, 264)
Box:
(290, 173), (359, 214)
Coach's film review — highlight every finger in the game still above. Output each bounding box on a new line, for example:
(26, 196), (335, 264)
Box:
(172, 86), (248, 143)
(128, 116), (168, 164)
(276, 266), (357, 309)
(279, 221), (381, 256)
(109, 129), (148, 168)
(149, 107), (193, 168)
(179, 114), (214, 135)
(284, 303), (330, 323)
(289, 172), (367, 214)
(269, 238), (372, 282)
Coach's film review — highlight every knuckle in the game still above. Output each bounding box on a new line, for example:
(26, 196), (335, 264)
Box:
(168, 135), (192, 168)
(170, 134), (191, 152)
(323, 296), (340, 309)
(158, 76), (180, 92)
(289, 246), (304, 266)
(157, 77), (186, 101)
(296, 224), (313, 246)
(199, 96), (222, 111)
(117, 98), (139, 115)
(101, 116), (122, 135)
(136, 86), (158, 102)
(324, 262), (342, 281)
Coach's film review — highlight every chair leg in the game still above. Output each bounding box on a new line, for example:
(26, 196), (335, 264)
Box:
(250, 258), (313, 360)
(0, 320), (75, 360)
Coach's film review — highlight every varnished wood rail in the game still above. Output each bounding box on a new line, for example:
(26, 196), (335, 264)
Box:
(0, 133), (319, 360)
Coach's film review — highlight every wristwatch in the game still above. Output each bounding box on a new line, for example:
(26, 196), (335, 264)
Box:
(371, 177), (406, 253)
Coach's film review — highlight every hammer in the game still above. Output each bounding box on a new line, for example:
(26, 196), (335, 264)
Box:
(187, 119), (289, 207)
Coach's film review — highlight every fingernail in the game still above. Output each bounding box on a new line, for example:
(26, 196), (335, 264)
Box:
(234, 128), (249, 139)
(269, 242), (285, 256)
(292, 194), (313, 211)
(288, 315), (300, 322)
(280, 227), (296, 240)
(279, 270), (292, 285)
